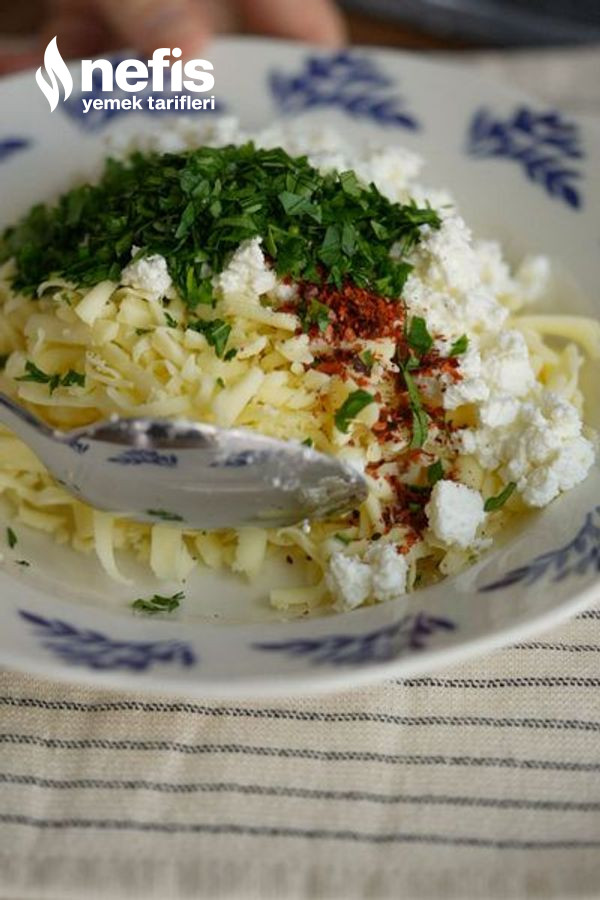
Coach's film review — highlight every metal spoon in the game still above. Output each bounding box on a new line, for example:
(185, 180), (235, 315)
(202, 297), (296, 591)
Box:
(0, 392), (367, 529)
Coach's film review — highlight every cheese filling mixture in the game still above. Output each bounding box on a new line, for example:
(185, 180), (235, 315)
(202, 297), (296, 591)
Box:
(0, 121), (598, 614)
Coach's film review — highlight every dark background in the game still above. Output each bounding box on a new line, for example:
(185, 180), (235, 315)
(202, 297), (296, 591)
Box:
(3, 0), (600, 49)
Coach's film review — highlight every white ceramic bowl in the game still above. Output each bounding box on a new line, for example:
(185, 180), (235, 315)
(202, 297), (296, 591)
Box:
(0, 38), (598, 696)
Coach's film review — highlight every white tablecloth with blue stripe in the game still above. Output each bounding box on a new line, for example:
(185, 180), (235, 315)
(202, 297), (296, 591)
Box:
(2, 46), (600, 900)
(1, 603), (600, 898)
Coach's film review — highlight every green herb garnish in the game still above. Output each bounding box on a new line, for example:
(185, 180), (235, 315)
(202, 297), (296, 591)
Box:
(300, 298), (330, 334)
(60, 370), (85, 388)
(407, 316), (433, 356)
(334, 389), (375, 434)
(359, 349), (375, 373)
(135, 327), (152, 336)
(334, 532), (352, 545)
(1, 144), (440, 304)
(216, 377), (225, 389)
(223, 347), (237, 361)
(484, 482), (517, 512)
(16, 559), (30, 567)
(188, 318), (231, 358)
(427, 460), (444, 485)
(16, 361), (85, 393)
(6, 527), (17, 549)
(132, 591), (184, 615)
(146, 508), (184, 522)
(449, 335), (469, 357)
(401, 366), (429, 449)
(301, 437), (313, 447)
(163, 311), (178, 328)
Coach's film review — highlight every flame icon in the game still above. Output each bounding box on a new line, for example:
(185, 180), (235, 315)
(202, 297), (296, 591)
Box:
(36, 37), (73, 112)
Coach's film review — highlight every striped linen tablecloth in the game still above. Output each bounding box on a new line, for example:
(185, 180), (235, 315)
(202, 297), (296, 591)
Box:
(2, 46), (600, 900)
(2, 604), (600, 898)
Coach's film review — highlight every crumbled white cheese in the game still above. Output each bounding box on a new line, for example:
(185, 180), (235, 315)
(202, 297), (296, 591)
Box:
(479, 396), (520, 429)
(442, 346), (489, 410)
(326, 543), (408, 610)
(326, 552), (372, 610)
(519, 435), (595, 507)
(215, 237), (276, 302)
(461, 390), (594, 508)
(422, 212), (481, 295)
(514, 255), (551, 306)
(474, 239), (515, 298)
(270, 280), (299, 305)
(365, 543), (408, 603)
(480, 330), (535, 398)
(426, 480), (486, 549)
(121, 251), (172, 302)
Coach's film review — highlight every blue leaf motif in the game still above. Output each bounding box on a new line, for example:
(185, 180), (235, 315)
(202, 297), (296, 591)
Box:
(0, 138), (30, 162)
(270, 51), (419, 130)
(480, 506), (600, 592)
(66, 436), (90, 455)
(467, 106), (583, 209)
(253, 613), (455, 666)
(107, 449), (178, 467)
(19, 610), (196, 671)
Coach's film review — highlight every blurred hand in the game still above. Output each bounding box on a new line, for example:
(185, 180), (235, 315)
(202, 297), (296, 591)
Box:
(1, 0), (346, 73)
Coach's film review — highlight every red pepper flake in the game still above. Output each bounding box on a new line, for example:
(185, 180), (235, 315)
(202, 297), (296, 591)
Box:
(382, 476), (431, 537)
(305, 280), (405, 343)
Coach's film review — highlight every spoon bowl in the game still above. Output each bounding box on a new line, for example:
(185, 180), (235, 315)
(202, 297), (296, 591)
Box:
(0, 392), (368, 529)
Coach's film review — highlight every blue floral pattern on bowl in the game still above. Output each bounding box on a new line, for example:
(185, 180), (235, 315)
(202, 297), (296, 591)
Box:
(270, 51), (419, 130)
(254, 613), (455, 666)
(0, 138), (30, 163)
(19, 610), (196, 671)
(480, 507), (600, 592)
(66, 436), (90, 455)
(467, 106), (583, 209)
(107, 449), (178, 468)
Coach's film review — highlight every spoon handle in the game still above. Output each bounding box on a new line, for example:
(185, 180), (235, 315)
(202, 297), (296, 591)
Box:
(0, 391), (54, 447)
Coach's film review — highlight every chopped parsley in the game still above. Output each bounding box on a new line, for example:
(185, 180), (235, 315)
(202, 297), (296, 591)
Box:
(16, 559), (30, 567)
(401, 366), (429, 449)
(223, 348), (237, 361)
(427, 460), (444, 485)
(132, 591), (184, 615)
(163, 311), (178, 328)
(449, 335), (469, 357)
(301, 437), (313, 447)
(6, 526), (17, 549)
(1, 144), (440, 304)
(334, 389), (374, 434)
(484, 482), (517, 512)
(146, 508), (184, 522)
(300, 298), (330, 333)
(407, 316), (433, 356)
(16, 361), (85, 393)
(188, 318), (231, 358)
(60, 370), (85, 388)
(135, 327), (152, 335)
(359, 349), (375, 373)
